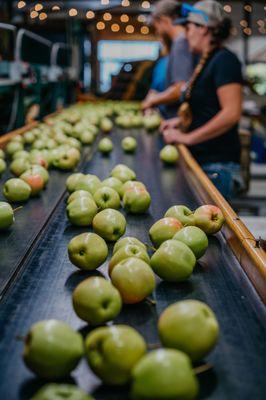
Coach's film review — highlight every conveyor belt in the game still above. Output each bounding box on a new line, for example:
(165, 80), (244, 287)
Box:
(0, 128), (265, 400)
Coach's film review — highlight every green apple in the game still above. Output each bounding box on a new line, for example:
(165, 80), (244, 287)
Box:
(20, 171), (45, 196)
(3, 178), (31, 202)
(85, 325), (146, 385)
(100, 117), (113, 133)
(123, 188), (151, 214)
(93, 186), (120, 210)
(33, 139), (46, 150)
(29, 153), (49, 169)
(101, 177), (123, 198)
(121, 136), (137, 153)
(0, 202), (14, 230)
(110, 164), (136, 183)
(121, 180), (146, 197)
(53, 148), (80, 170)
(173, 226), (208, 259)
(113, 236), (146, 254)
(30, 383), (94, 400)
(150, 239), (196, 282)
(24, 131), (35, 144)
(75, 174), (101, 195)
(109, 244), (150, 275)
(0, 149), (5, 159)
(111, 257), (155, 304)
(11, 134), (24, 143)
(158, 300), (219, 362)
(68, 232), (108, 270)
(143, 113), (161, 132)
(12, 150), (30, 160)
(23, 320), (84, 379)
(67, 198), (98, 226)
(66, 173), (85, 193)
(6, 141), (23, 157)
(80, 130), (95, 145)
(73, 277), (122, 325)
(67, 137), (82, 150)
(160, 145), (179, 164)
(194, 205), (225, 235)
(67, 190), (93, 204)
(0, 158), (7, 175)
(98, 138), (113, 154)
(165, 205), (195, 226)
(93, 209), (126, 242)
(149, 218), (183, 248)
(26, 165), (50, 186)
(131, 349), (198, 400)
(10, 159), (31, 176)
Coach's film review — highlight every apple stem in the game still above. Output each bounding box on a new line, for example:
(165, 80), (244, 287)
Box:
(193, 363), (213, 375)
(144, 243), (156, 252)
(13, 206), (23, 213)
(148, 343), (160, 350)
(146, 297), (157, 306)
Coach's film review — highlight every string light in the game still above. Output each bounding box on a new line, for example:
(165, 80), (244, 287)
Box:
(39, 12), (47, 21)
(30, 10), (38, 19)
(257, 20), (265, 27)
(69, 8), (78, 17)
(120, 14), (129, 23)
(121, 0), (130, 7)
(103, 12), (112, 21)
(231, 27), (238, 36)
(244, 4), (252, 12)
(240, 20), (248, 28)
(52, 5), (60, 11)
(97, 21), (105, 30)
(141, 26), (149, 34)
(138, 15), (147, 23)
(243, 27), (252, 36)
(223, 5), (232, 13)
(126, 24), (134, 33)
(17, 1), (26, 8)
(111, 23), (120, 32)
(35, 3), (43, 12)
(141, 1), (150, 9)
(86, 10), (95, 19)
(101, 0), (109, 4)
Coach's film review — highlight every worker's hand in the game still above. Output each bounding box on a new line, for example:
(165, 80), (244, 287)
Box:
(163, 129), (192, 146)
(160, 117), (180, 133)
(141, 98), (154, 111)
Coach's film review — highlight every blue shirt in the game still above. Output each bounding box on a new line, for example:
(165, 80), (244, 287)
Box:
(151, 56), (169, 93)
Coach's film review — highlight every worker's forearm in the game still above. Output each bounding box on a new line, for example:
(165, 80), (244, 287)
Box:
(151, 84), (183, 106)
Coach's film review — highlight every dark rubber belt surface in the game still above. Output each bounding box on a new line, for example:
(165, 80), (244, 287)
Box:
(0, 129), (265, 400)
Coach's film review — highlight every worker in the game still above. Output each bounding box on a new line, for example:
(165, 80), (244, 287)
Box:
(162, 0), (244, 199)
(141, 0), (195, 119)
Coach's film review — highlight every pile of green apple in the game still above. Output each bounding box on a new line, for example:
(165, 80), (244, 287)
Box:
(65, 164), (152, 228)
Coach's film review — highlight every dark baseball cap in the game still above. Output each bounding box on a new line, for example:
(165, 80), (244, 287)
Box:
(174, 1), (224, 27)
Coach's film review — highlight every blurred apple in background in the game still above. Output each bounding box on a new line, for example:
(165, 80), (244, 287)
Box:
(0, 158), (7, 175)
(158, 300), (219, 362)
(194, 205), (225, 234)
(149, 217), (183, 248)
(98, 138), (113, 154)
(68, 232), (108, 270)
(121, 136), (137, 153)
(151, 239), (196, 282)
(72, 277), (122, 325)
(131, 349), (198, 400)
(85, 325), (146, 385)
(160, 145), (179, 164)
(20, 171), (45, 196)
(100, 117), (113, 133)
